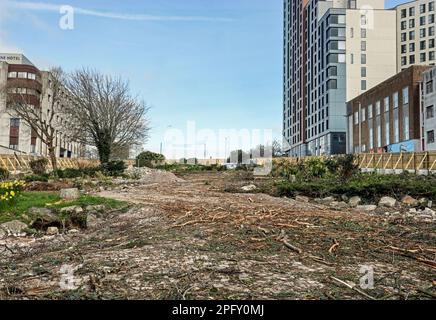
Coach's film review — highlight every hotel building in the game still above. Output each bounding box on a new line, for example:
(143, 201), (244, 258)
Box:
(0, 53), (83, 158)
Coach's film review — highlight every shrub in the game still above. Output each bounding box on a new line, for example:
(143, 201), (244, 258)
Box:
(100, 161), (126, 177)
(55, 168), (83, 179)
(30, 158), (49, 175)
(303, 158), (328, 179)
(0, 167), (9, 180)
(136, 151), (165, 168)
(271, 159), (299, 180)
(24, 174), (49, 182)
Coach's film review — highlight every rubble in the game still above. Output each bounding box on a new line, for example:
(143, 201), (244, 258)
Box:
(379, 197), (397, 208)
(401, 195), (419, 207)
(60, 188), (81, 200)
(0, 220), (28, 237)
(241, 184), (257, 192)
(348, 196), (362, 207)
(1, 171), (435, 300)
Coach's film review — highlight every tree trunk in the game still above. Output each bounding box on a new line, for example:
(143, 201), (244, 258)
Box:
(48, 147), (58, 172)
(97, 140), (111, 164)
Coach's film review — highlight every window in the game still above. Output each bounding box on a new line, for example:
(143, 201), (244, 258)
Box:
(428, 130), (435, 144)
(420, 16), (426, 26)
(17, 72), (27, 78)
(430, 39), (435, 48)
(8, 72), (17, 78)
(402, 33), (407, 42)
(384, 96), (390, 112)
(327, 53), (346, 63)
(410, 30), (416, 40)
(362, 107), (366, 122)
(401, 21), (407, 30)
(361, 54), (367, 64)
(410, 7), (415, 16)
(27, 73), (36, 80)
(327, 66), (337, 76)
(368, 104), (373, 119)
(9, 118), (20, 150)
(402, 44), (407, 54)
(354, 111), (359, 125)
(361, 80), (367, 91)
(376, 101), (381, 115)
(401, 9), (407, 18)
(430, 14), (435, 23)
(430, 2), (435, 11)
(350, 53), (354, 64)
(420, 4), (426, 14)
(361, 15), (367, 26)
(327, 79), (337, 89)
(410, 43), (416, 52)
(403, 87), (409, 105)
(361, 67), (366, 77)
(420, 28), (426, 38)
(426, 105), (434, 119)
(361, 28), (367, 38)
(361, 41), (367, 51)
(401, 56), (407, 66)
(429, 26), (435, 36)
(420, 41), (426, 50)
(427, 80), (434, 93)
(393, 92), (399, 109)
(394, 107), (399, 143)
(421, 52), (427, 62)
(403, 103), (410, 140)
(410, 19), (415, 28)
(410, 55), (416, 64)
(430, 51), (435, 61)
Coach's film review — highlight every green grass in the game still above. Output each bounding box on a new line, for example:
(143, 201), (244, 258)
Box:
(0, 192), (128, 224)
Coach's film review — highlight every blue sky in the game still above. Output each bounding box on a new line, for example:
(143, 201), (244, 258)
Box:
(0, 0), (408, 157)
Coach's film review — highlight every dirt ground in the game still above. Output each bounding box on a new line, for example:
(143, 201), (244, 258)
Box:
(1, 171), (435, 300)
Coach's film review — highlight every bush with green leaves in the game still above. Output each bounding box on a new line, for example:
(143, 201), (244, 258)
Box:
(24, 174), (50, 182)
(100, 160), (127, 177)
(275, 172), (436, 201)
(0, 167), (9, 180)
(29, 158), (49, 175)
(136, 151), (165, 168)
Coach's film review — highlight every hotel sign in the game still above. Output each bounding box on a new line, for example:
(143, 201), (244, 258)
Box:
(0, 54), (22, 63)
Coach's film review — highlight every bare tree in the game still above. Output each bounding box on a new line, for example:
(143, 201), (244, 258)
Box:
(0, 67), (68, 171)
(65, 68), (150, 163)
(272, 139), (283, 158)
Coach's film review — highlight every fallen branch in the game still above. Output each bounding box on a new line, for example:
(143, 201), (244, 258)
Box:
(330, 276), (377, 300)
(417, 288), (436, 299)
(171, 220), (201, 228)
(282, 239), (303, 254)
(328, 239), (340, 254)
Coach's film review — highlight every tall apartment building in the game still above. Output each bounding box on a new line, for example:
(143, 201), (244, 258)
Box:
(283, 0), (397, 157)
(423, 67), (436, 150)
(0, 53), (83, 158)
(283, 0), (308, 157)
(396, 0), (436, 72)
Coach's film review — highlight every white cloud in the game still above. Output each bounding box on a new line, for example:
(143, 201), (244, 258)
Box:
(3, 1), (234, 22)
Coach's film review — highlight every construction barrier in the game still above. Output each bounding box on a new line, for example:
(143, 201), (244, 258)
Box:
(0, 154), (100, 172)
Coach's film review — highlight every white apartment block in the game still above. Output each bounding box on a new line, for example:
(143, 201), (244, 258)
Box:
(396, 0), (436, 72)
(423, 67), (436, 150)
(0, 53), (83, 158)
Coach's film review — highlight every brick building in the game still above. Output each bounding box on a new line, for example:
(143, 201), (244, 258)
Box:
(347, 65), (433, 153)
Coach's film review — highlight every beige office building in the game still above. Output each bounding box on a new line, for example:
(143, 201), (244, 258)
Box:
(396, 0), (436, 72)
(0, 53), (84, 158)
